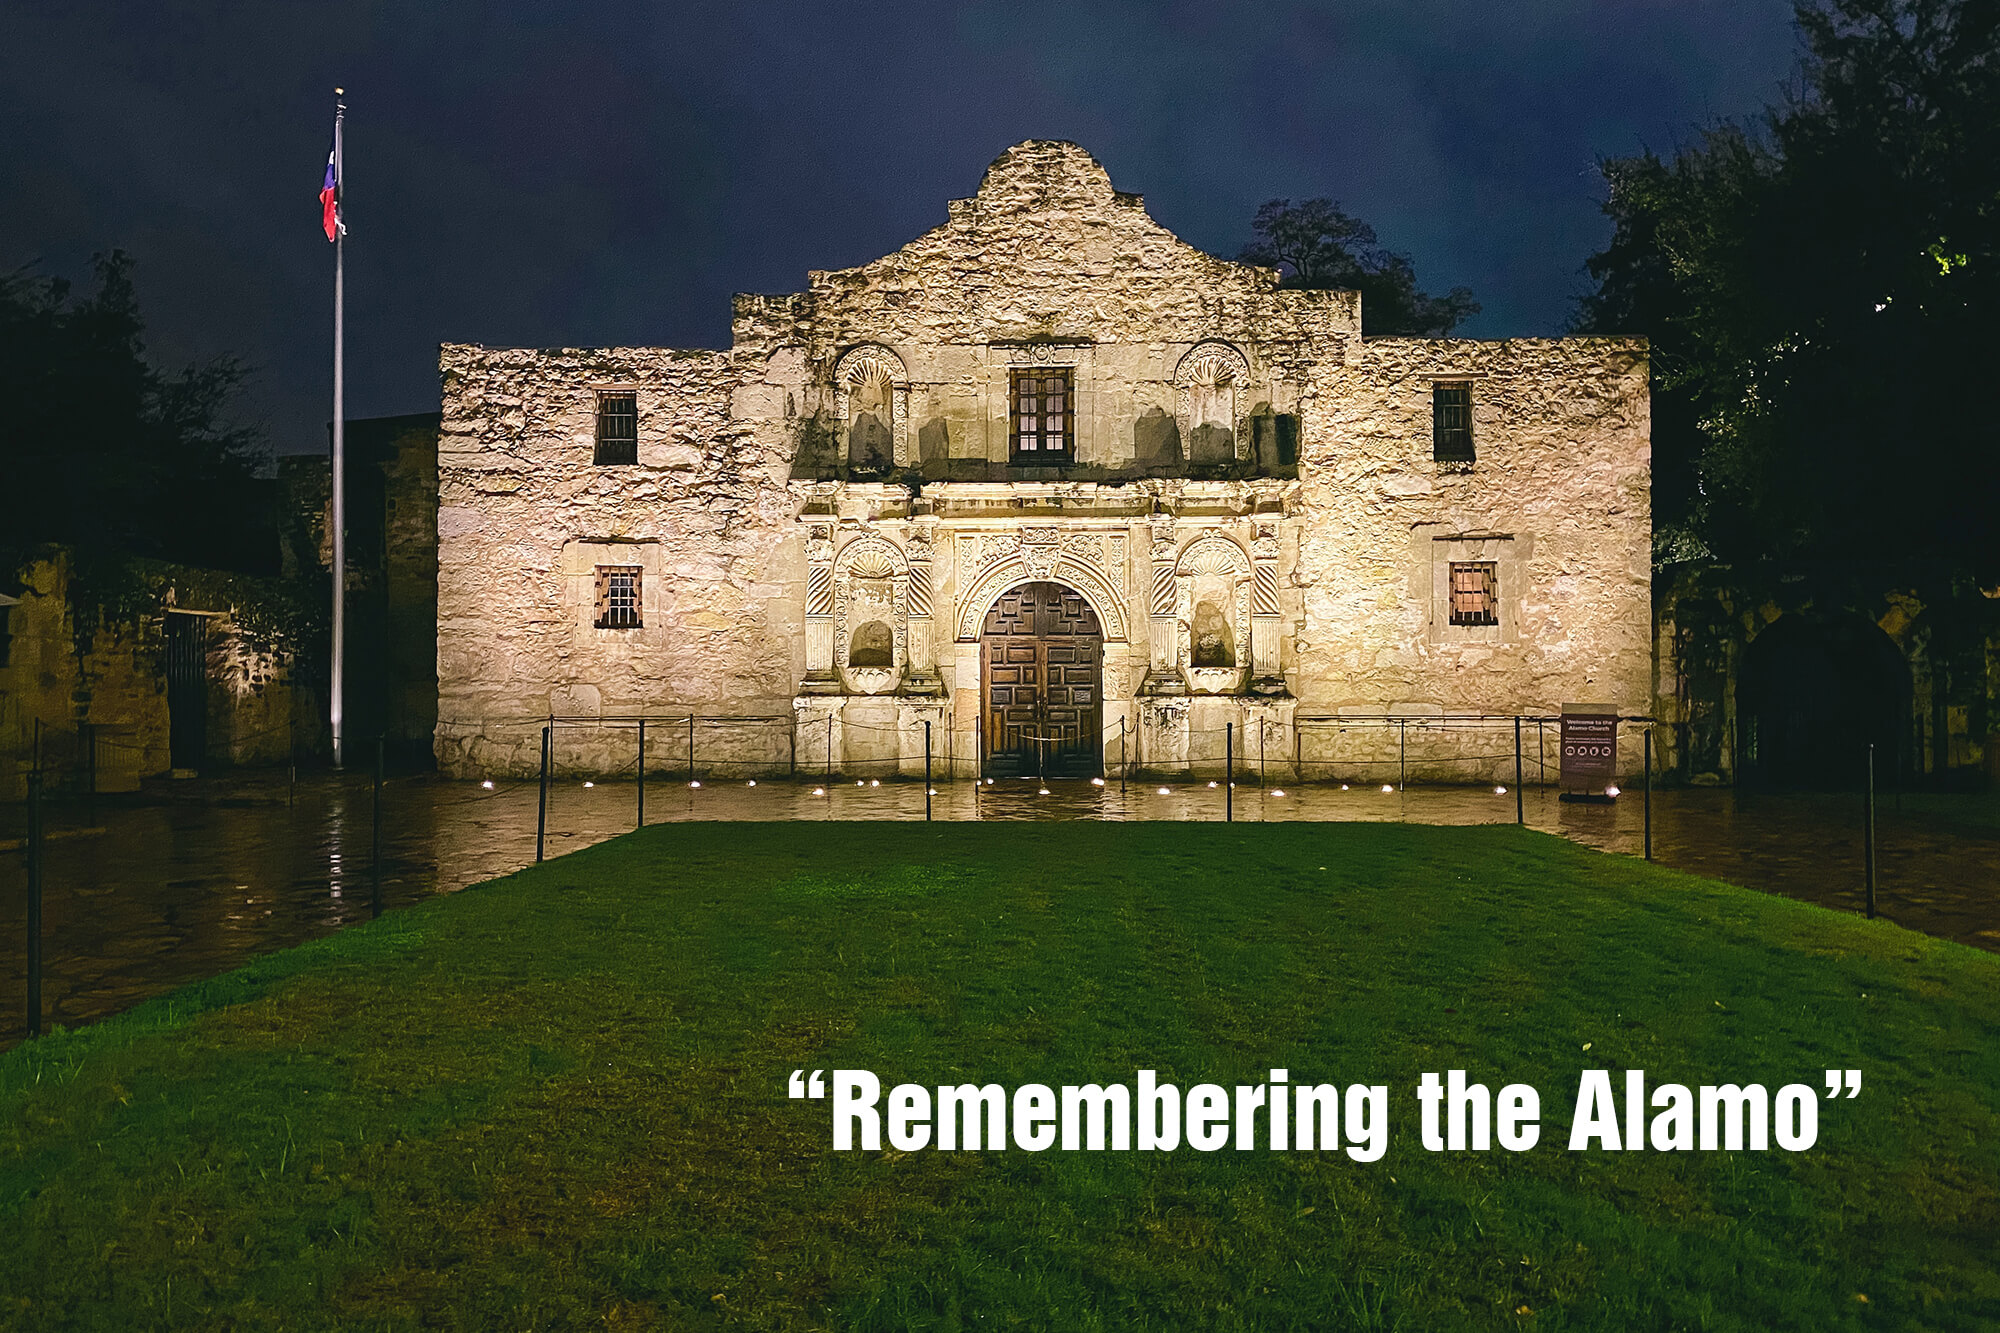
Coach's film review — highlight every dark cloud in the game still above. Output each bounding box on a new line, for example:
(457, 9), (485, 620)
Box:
(0, 1), (1800, 453)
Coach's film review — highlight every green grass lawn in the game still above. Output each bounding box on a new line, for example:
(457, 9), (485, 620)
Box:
(3, 823), (1997, 1331)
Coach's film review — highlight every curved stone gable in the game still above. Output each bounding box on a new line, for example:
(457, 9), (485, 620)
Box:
(749, 140), (1359, 348)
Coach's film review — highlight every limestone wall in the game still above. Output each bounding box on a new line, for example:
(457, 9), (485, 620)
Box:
(1294, 336), (1652, 714)
(435, 346), (804, 776)
(0, 551), (296, 798)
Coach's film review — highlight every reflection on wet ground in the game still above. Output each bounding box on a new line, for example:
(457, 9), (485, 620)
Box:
(3, 772), (1996, 1045)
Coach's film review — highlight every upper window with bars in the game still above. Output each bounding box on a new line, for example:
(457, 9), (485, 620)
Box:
(1010, 368), (1074, 463)
(595, 390), (638, 465)
(1432, 381), (1474, 465)
(1447, 562), (1498, 627)
(594, 566), (642, 629)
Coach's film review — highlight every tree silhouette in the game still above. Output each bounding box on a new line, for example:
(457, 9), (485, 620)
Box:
(1577, 0), (1999, 574)
(1238, 198), (1480, 336)
(1, 251), (272, 579)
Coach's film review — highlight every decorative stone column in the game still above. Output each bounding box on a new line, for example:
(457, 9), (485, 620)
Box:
(1140, 516), (1186, 695)
(801, 524), (841, 694)
(1250, 525), (1288, 695)
(901, 521), (943, 695)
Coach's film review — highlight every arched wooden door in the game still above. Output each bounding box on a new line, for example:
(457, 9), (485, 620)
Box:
(981, 581), (1103, 778)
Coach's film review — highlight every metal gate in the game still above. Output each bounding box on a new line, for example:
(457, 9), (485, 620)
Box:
(164, 611), (208, 771)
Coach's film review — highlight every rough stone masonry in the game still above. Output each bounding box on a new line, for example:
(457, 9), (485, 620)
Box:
(436, 140), (1649, 782)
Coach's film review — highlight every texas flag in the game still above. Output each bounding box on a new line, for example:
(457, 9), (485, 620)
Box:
(319, 144), (340, 241)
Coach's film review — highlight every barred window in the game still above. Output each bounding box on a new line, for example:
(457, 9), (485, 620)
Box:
(1432, 381), (1474, 464)
(595, 391), (638, 465)
(1010, 368), (1074, 463)
(1448, 562), (1498, 627)
(594, 566), (642, 629)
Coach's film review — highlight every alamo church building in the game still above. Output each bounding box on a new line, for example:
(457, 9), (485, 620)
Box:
(434, 141), (1651, 781)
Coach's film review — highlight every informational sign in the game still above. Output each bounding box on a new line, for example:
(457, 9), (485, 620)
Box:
(1560, 704), (1619, 797)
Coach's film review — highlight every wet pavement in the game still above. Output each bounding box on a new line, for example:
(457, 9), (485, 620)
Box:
(3, 771), (1996, 1046)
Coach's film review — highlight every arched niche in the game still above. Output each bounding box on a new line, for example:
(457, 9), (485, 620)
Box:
(1175, 534), (1252, 693)
(1174, 341), (1250, 465)
(833, 345), (910, 470)
(832, 533), (909, 694)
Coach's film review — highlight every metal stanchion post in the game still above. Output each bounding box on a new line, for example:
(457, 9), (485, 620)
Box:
(1643, 729), (1653, 862)
(1120, 715), (1128, 793)
(371, 737), (384, 919)
(688, 714), (696, 784)
(637, 718), (646, 830)
(1226, 722), (1234, 822)
(26, 769), (44, 1039)
(924, 720), (933, 822)
(1514, 717), (1524, 826)
(1399, 720), (1406, 792)
(537, 725), (551, 863)
(1864, 743), (1877, 919)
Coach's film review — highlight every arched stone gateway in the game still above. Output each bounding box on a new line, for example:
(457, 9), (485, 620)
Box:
(1738, 612), (1911, 789)
(981, 581), (1104, 778)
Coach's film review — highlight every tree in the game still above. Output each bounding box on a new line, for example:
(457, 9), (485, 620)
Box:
(1238, 198), (1480, 336)
(0, 252), (272, 579)
(1577, 0), (2000, 574)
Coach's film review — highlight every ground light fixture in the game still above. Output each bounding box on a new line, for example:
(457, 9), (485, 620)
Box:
(1090, 777), (1104, 786)
(582, 781), (593, 788)
(689, 780), (701, 789)
(1272, 789), (1286, 797)
(1157, 787), (1171, 795)
(481, 780), (494, 789)
(1382, 784), (1395, 793)
(1039, 787), (1051, 795)
(1341, 783), (1349, 790)
(870, 779), (880, 787)
(747, 780), (756, 786)
(1495, 785), (1507, 795)
(812, 787), (825, 796)
(1605, 785), (1621, 797)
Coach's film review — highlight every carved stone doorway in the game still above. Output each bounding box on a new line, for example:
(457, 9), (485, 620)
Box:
(981, 581), (1103, 778)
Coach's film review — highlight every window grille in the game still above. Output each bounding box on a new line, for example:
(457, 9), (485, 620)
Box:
(1432, 381), (1474, 464)
(595, 391), (638, 465)
(1010, 368), (1074, 463)
(1448, 562), (1498, 626)
(595, 566), (642, 628)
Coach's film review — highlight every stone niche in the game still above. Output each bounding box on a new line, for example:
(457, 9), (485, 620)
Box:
(1175, 342), (1250, 467)
(832, 532), (909, 696)
(1176, 534), (1252, 695)
(834, 345), (909, 475)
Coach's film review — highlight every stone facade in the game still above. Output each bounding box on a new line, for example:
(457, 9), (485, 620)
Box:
(0, 550), (296, 800)
(436, 141), (1651, 782)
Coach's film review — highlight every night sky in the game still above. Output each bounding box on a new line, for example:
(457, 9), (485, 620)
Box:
(2, 1), (1801, 456)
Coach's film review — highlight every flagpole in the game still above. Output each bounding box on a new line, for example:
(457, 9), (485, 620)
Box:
(330, 86), (346, 769)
